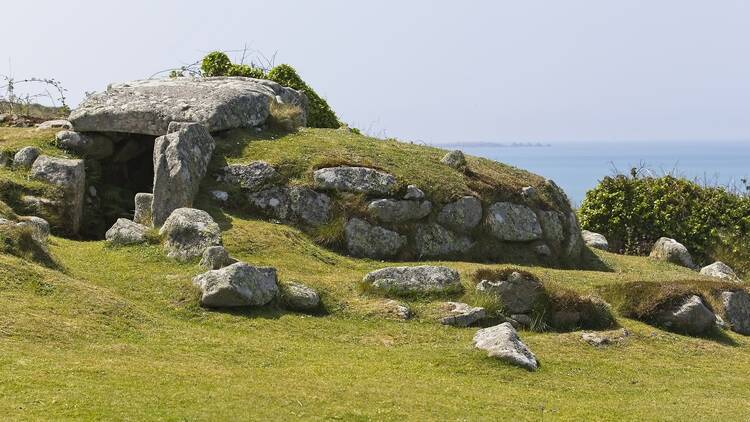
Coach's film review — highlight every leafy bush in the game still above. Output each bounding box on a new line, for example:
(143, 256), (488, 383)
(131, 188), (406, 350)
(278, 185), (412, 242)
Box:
(227, 64), (266, 79)
(201, 51), (232, 77)
(579, 174), (750, 264)
(266, 64), (340, 129)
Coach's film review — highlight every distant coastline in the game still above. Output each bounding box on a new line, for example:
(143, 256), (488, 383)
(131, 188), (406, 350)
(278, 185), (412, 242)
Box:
(430, 141), (552, 148)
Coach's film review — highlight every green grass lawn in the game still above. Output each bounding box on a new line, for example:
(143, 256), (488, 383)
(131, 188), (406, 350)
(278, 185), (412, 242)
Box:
(2, 214), (750, 420)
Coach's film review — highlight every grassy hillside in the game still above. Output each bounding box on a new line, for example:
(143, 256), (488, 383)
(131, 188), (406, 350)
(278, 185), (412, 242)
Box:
(2, 127), (750, 419)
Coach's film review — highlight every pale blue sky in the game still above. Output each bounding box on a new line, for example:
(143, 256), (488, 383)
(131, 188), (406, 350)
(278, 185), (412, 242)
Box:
(3, 0), (749, 143)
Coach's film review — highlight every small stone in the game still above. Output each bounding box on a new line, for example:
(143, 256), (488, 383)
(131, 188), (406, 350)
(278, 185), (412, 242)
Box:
(473, 322), (538, 371)
(210, 190), (229, 202)
(655, 295), (715, 335)
(105, 218), (148, 245)
(192, 262), (278, 308)
(363, 265), (462, 296)
(582, 230), (609, 251)
(521, 186), (536, 199)
(199, 246), (235, 270)
(509, 314), (533, 328)
(650, 237), (696, 269)
(15, 216), (50, 243)
(440, 302), (486, 327)
(380, 300), (412, 320)
(313, 166), (398, 196)
(133, 193), (154, 226)
(700, 262), (740, 282)
(281, 282), (321, 311)
(441, 150), (466, 169)
(581, 329), (629, 347)
(159, 208), (222, 262)
(437, 197), (483, 233)
(404, 185), (425, 200)
(367, 199), (432, 224)
(13, 146), (41, 168)
(88, 186), (97, 197)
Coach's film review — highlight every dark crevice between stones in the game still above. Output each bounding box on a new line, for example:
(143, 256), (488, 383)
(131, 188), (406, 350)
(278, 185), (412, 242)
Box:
(80, 134), (156, 240)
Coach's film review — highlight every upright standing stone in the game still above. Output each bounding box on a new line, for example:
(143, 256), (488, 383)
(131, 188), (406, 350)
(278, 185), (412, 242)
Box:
(30, 155), (85, 234)
(133, 193), (154, 226)
(151, 122), (215, 227)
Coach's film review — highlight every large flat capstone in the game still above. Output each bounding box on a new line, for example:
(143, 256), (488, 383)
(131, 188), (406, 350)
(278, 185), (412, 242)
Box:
(69, 77), (306, 135)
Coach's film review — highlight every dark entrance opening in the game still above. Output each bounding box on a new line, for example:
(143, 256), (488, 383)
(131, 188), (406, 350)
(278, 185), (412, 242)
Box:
(81, 134), (156, 239)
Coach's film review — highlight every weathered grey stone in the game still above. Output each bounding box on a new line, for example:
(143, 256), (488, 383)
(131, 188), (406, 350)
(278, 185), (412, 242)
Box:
(534, 244), (552, 257)
(221, 161), (279, 192)
(159, 208), (222, 262)
(721, 290), (750, 335)
(247, 187), (292, 221)
(437, 197), (482, 233)
(700, 262), (740, 282)
(441, 150), (466, 169)
(381, 299), (412, 320)
(133, 193), (153, 226)
(414, 223), (473, 258)
(37, 120), (72, 130)
(313, 167), (397, 196)
(281, 282), (321, 311)
(509, 314), (533, 328)
(473, 322), (538, 371)
(199, 246), (236, 270)
(486, 202), (542, 242)
(152, 123), (215, 227)
(30, 155), (85, 234)
(210, 190), (229, 202)
(105, 218), (148, 245)
(655, 295), (716, 335)
(13, 146), (41, 168)
(368, 199), (432, 223)
(15, 216), (50, 243)
(650, 237), (696, 269)
(521, 186), (537, 199)
(581, 329), (629, 347)
(344, 218), (406, 258)
(363, 265), (462, 296)
(476, 271), (543, 314)
(582, 230), (609, 251)
(440, 302), (486, 327)
(55, 130), (114, 159)
(69, 77), (306, 135)
(404, 185), (425, 200)
(539, 211), (564, 245)
(289, 187), (331, 227)
(564, 211), (584, 259)
(192, 262), (278, 308)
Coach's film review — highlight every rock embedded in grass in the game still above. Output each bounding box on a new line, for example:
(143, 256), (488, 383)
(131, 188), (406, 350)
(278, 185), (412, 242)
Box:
(199, 246), (236, 270)
(440, 302), (486, 327)
(16, 216), (50, 243)
(221, 161), (279, 192)
(362, 265), (462, 296)
(313, 166), (398, 196)
(581, 328), (629, 347)
(367, 199), (432, 223)
(13, 146), (41, 168)
(159, 208), (222, 262)
(720, 290), (750, 335)
(192, 262), (279, 308)
(582, 230), (609, 251)
(344, 218), (406, 258)
(700, 262), (740, 282)
(414, 223), (473, 258)
(473, 322), (538, 371)
(403, 185), (425, 200)
(476, 271), (543, 314)
(654, 294), (716, 335)
(436, 196), (482, 233)
(649, 237), (696, 269)
(486, 202), (543, 242)
(105, 218), (148, 245)
(440, 150), (466, 169)
(133, 193), (153, 227)
(280, 282), (321, 312)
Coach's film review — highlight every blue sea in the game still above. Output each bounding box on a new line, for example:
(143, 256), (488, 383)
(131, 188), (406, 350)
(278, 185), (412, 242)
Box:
(441, 140), (750, 206)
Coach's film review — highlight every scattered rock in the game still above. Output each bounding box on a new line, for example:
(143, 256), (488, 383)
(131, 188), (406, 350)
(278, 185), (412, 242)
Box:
(437, 196), (482, 233)
(199, 246), (236, 270)
(441, 150), (466, 169)
(404, 185), (425, 200)
(476, 271), (543, 314)
(381, 300), (412, 320)
(159, 208), (222, 262)
(367, 199), (432, 223)
(69, 77), (306, 135)
(582, 230), (609, 251)
(15, 216), (50, 242)
(720, 290), (750, 335)
(655, 295), (715, 335)
(288, 187), (331, 227)
(105, 218), (148, 245)
(563, 211), (584, 260)
(152, 122), (215, 226)
(581, 329), (629, 347)
(473, 322), (538, 371)
(362, 265), (462, 296)
(221, 161), (279, 192)
(247, 187), (292, 220)
(344, 218), (406, 258)
(313, 166), (398, 196)
(486, 202), (542, 241)
(210, 190), (229, 202)
(30, 155), (85, 234)
(440, 302), (486, 327)
(37, 120), (72, 130)
(280, 282), (321, 311)
(133, 193), (153, 226)
(414, 223), (473, 258)
(534, 244), (552, 257)
(55, 130), (114, 159)
(13, 146), (41, 168)
(649, 237), (696, 269)
(192, 262), (278, 308)
(521, 186), (537, 199)
(700, 262), (740, 282)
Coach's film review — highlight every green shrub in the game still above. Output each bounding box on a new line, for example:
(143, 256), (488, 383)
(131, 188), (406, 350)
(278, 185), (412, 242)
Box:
(201, 51), (232, 77)
(267, 64), (340, 129)
(227, 64), (266, 79)
(579, 174), (750, 264)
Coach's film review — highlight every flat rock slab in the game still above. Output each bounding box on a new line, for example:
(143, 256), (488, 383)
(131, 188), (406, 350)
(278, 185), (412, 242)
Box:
(313, 166), (397, 196)
(69, 77), (305, 135)
(363, 265), (462, 296)
(193, 262), (278, 308)
(473, 322), (538, 371)
(440, 302), (486, 327)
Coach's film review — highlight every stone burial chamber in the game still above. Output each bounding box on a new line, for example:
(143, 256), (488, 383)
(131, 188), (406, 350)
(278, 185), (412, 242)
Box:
(53, 76), (308, 238)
